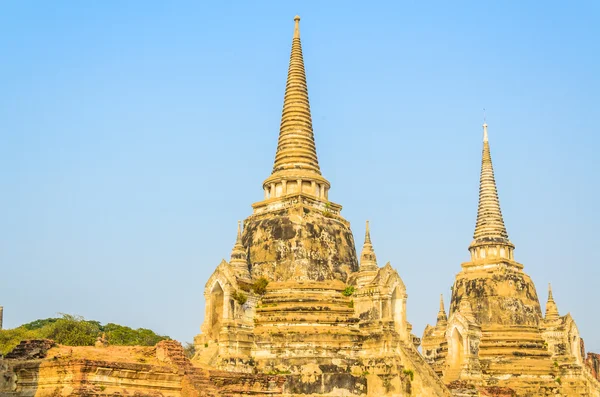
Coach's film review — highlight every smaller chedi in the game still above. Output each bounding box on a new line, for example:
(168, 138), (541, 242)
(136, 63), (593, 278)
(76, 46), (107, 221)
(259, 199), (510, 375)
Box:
(421, 123), (600, 396)
(193, 16), (450, 397)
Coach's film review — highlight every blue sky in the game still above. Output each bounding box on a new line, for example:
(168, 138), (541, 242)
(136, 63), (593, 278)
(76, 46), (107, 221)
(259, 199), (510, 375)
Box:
(1, 1), (599, 351)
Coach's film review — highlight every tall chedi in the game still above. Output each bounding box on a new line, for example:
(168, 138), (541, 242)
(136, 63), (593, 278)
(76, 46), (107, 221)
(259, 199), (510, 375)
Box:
(422, 122), (596, 396)
(194, 17), (452, 397)
(245, 15), (358, 283)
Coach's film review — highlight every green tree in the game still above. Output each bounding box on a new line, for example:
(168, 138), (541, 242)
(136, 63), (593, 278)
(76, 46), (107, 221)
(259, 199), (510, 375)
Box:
(21, 318), (59, 330)
(0, 314), (169, 355)
(40, 314), (101, 346)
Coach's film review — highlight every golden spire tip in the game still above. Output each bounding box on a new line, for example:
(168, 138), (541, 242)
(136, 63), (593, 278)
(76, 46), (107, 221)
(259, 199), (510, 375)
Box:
(294, 15), (301, 38)
(365, 220), (371, 244)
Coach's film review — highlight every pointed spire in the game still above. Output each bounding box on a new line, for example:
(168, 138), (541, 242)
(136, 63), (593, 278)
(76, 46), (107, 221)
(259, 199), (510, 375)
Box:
(272, 15), (320, 174)
(545, 283), (560, 321)
(263, 16), (330, 197)
(437, 294), (448, 325)
(469, 121), (515, 260)
(230, 221), (250, 279)
(359, 221), (378, 271)
(236, 220), (243, 245)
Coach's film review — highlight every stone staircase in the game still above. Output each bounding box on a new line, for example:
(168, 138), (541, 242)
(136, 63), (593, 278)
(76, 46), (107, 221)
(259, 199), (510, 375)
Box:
(400, 342), (453, 396)
(253, 280), (362, 367)
(5, 339), (54, 360)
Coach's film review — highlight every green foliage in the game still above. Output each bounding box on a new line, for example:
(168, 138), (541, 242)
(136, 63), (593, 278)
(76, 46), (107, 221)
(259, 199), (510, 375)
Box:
(342, 286), (355, 296)
(348, 300), (354, 308)
(232, 291), (248, 305)
(403, 369), (414, 381)
(0, 314), (169, 356)
(103, 323), (167, 346)
(251, 277), (269, 295)
(42, 314), (101, 346)
(21, 318), (59, 330)
(555, 376), (562, 385)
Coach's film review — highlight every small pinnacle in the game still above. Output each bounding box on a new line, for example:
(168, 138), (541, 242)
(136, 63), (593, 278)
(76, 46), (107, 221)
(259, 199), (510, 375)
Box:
(545, 282), (559, 319)
(236, 220), (242, 242)
(365, 220), (371, 244)
(483, 122), (489, 143)
(437, 294), (447, 323)
(294, 15), (301, 38)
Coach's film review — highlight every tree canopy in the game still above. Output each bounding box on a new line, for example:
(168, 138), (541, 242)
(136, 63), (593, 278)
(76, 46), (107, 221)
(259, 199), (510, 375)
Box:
(0, 314), (169, 355)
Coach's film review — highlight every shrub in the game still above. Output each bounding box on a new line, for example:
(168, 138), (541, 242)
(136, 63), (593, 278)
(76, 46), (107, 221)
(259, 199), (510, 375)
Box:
(403, 369), (414, 381)
(252, 277), (269, 295)
(232, 291), (248, 305)
(342, 286), (355, 297)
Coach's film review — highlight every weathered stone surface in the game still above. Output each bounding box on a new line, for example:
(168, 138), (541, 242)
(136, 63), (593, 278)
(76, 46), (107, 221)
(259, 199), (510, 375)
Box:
(449, 267), (542, 327)
(244, 204), (358, 283)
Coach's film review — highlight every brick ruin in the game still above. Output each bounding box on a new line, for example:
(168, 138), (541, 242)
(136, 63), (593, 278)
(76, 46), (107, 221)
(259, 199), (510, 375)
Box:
(0, 339), (284, 396)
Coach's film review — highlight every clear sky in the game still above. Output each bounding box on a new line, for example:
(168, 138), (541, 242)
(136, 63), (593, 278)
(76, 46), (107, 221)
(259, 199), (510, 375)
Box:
(1, 1), (599, 351)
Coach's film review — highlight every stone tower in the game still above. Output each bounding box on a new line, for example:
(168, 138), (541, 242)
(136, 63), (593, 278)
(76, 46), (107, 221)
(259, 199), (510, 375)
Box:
(244, 15), (358, 283)
(422, 123), (599, 396)
(194, 17), (451, 397)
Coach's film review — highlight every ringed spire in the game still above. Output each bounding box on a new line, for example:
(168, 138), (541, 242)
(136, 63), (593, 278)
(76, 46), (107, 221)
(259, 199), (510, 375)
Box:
(437, 294), (448, 325)
(263, 16), (330, 200)
(545, 283), (560, 321)
(360, 221), (378, 271)
(469, 121), (515, 262)
(230, 221), (250, 279)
